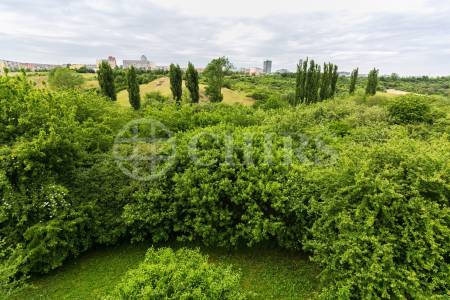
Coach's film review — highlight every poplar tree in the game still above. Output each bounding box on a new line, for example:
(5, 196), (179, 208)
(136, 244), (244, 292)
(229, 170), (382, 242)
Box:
(97, 61), (116, 100)
(366, 68), (379, 95)
(127, 66), (140, 110)
(169, 64), (183, 105)
(185, 62), (200, 103)
(320, 63), (331, 100)
(295, 58), (308, 104)
(305, 60), (320, 104)
(330, 64), (339, 97)
(349, 68), (359, 94)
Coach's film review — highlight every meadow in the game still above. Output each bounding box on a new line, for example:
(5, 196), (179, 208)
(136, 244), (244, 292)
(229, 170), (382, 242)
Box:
(0, 69), (449, 299)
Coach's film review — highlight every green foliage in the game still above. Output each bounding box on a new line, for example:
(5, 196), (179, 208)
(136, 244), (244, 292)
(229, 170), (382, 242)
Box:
(97, 61), (116, 100)
(185, 62), (200, 103)
(169, 64), (183, 105)
(48, 67), (84, 90)
(305, 139), (450, 299)
(247, 90), (269, 101)
(379, 75), (450, 96)
(74, 66), (95, 74)
(0, 241), (29, 297)
(16, 245), (320, 299)
(349, 68), (359, 94)
(295, 59), (307, 105)
(295, 59), (338, 105)
(319, 63), (331, 101)
(112, 248), (245, 300)
(0, 75), (133, 291)
(305, 59), (320, 104)
(366, 68), (379, 95)
(142, 91), (170, 109)
(114, 69), (160, 93)
(1, 71), (450, 299)
(126, 66), (141, 110)
(330, 64), (339, 97)
(388, 95), (433, 124)
(204, 57), (232, 102)
(122, 125), (303, 247)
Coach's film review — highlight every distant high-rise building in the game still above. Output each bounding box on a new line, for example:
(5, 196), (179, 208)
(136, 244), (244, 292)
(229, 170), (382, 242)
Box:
(123, 55), (156, 70)
(96, 56), (117, 69)
(263, 60), (272, 74)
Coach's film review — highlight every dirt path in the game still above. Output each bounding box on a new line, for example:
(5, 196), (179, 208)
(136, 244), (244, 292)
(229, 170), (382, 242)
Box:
(386, 89), (410, 95)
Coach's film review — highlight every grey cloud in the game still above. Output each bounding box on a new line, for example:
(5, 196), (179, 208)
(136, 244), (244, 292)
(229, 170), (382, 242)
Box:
(0, 0), (449, 75)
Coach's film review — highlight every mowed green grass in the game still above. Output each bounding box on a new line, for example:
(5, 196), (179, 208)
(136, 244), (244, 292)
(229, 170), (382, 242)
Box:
(16, 244), (320, 300)
(117, 77), (255, 107)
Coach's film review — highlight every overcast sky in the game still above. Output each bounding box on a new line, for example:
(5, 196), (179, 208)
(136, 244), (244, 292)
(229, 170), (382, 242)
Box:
(1, 0), (450, 75)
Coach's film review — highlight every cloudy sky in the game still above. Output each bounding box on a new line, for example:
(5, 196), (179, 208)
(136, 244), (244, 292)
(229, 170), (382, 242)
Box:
(1, 0), (449, 75)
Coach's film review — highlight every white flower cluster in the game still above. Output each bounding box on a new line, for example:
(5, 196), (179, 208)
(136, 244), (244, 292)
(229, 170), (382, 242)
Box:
(41, 184), (70, 218)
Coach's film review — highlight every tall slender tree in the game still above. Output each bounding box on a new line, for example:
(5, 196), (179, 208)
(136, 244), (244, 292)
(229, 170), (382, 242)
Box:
(295, 58), (308, 104)
(305, 60), (321, 104)
(97, 61), (116, 100)
(366, 68), (379, 95)
(127, 66), (140, 110)
(169, 64), (183, 105)
(185, 62), (200, 103)
(320, 63), (331, 100)
(330, 64), (339, 97)
(349, 68), (359, 94)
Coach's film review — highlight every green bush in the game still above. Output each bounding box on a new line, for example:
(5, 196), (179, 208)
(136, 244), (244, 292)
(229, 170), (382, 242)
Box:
(48, 67), (84, 90)
(247, 90), (269, 101)
(123, 125), (303, 248)
(388, 95), (433, 124)
(305, 139), (450, 299)
(0, 75), (134, 284)
(112, 248), (245, 299)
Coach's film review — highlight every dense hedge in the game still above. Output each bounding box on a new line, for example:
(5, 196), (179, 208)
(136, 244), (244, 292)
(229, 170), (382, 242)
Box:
(1, 74), (449, 298)
(305, 139), (450, 298)
(111, 248), (245, 299)
(0, 74), (134, 290)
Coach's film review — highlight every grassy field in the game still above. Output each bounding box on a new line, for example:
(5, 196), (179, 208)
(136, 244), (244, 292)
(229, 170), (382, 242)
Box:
(9, 72), (99, 89)
(117, 77), (255, 107)
(15, 244), (320, 299)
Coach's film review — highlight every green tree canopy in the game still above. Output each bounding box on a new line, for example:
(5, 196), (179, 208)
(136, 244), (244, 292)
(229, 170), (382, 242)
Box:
(204, 57), (232, 103)
(48, 67), (84, 90)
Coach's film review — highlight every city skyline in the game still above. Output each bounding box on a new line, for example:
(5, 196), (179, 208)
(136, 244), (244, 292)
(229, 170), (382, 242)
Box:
(1, 0), (450, 75)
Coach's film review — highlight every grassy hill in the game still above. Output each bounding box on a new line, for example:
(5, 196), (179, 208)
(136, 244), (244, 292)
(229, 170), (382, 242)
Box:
(117, 77), (255, 107)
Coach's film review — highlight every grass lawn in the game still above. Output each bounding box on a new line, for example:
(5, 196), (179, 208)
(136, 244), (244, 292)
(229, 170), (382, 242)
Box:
(16, 243), (320, 299)
(117, 77), (255, 108)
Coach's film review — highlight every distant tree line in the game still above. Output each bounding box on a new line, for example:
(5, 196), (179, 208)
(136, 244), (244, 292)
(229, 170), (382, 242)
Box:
(292, 58), (380, 106)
